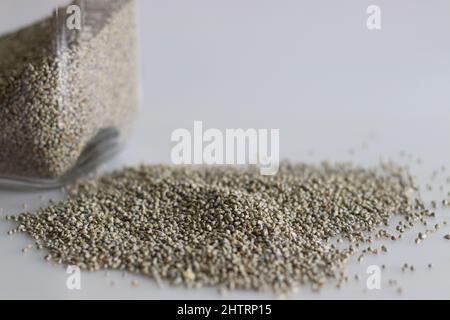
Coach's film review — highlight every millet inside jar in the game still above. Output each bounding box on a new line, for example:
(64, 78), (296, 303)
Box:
(0, 0), (138, 179)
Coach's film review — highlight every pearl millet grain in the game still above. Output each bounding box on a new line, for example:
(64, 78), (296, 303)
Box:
(8, 162), (433, 292)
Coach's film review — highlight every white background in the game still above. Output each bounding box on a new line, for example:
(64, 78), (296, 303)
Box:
(1, 0), (450, 299)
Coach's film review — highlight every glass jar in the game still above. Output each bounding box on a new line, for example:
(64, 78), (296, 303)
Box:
(0, 0), (139, 189)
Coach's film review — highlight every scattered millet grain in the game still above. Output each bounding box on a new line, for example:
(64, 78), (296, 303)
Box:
(388, 279), (397, 286)
(7, 162), (432, 292)
(0, 0), (138, 179)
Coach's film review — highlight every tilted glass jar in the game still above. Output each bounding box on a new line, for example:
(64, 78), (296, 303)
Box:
(0, 0), (139, 189)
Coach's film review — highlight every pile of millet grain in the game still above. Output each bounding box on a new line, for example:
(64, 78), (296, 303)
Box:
(7, 162), (433, 292)
(0, 0), (138, 179)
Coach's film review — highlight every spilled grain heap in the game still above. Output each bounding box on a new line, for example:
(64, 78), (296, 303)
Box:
(7, 162), (433, 292)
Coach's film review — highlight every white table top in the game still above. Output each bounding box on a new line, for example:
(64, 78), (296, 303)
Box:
(1, 0), (450, 300)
